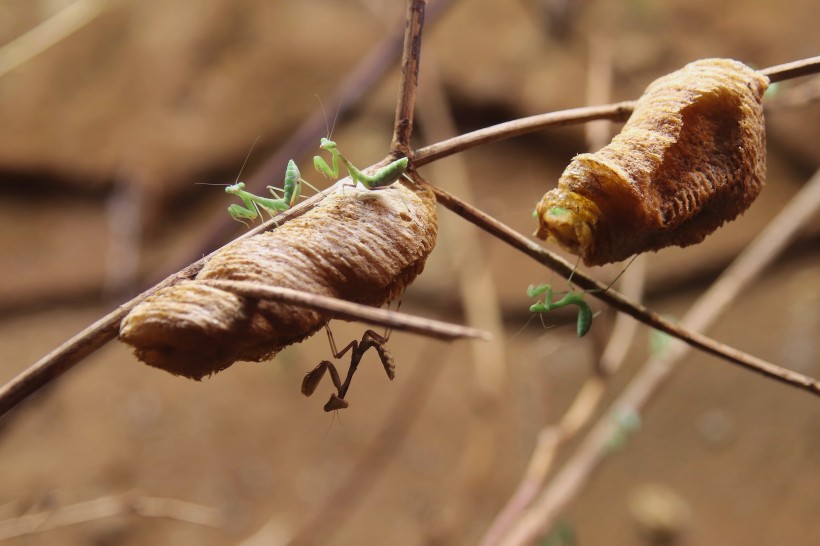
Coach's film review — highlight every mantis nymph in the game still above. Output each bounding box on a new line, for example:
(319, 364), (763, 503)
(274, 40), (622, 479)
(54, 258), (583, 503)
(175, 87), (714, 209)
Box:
(301, 326), (395, 411)
(313, 138), (409, 189)
(528, 256), (636, 337)
(226, 159), (314, 225)
(527, 284), (593, 337)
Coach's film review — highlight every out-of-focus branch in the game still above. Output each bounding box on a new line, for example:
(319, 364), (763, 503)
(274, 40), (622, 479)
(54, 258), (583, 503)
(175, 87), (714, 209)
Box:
(0, 493), (224, 540)
(497, 167), (820, 546)
(391, 0), (427, 154)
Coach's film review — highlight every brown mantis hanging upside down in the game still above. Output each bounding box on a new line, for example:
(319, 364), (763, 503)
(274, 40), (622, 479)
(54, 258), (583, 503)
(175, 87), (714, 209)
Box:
(301, 325), (396, 412)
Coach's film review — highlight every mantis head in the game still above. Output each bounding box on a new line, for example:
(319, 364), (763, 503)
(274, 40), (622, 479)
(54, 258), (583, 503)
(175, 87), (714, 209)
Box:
(318, 138), (338, 153)
(225, 182), (245, 195)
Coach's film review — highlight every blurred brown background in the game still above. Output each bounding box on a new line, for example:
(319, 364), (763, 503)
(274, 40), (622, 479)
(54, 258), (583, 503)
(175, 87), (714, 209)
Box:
(0, 0), (818, 544)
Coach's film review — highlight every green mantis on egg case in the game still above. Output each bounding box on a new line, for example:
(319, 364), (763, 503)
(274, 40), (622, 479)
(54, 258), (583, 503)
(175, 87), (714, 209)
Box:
(313, 138), (409, 189)
(226, 159), (311, 225)
(226, 138), (410, 224)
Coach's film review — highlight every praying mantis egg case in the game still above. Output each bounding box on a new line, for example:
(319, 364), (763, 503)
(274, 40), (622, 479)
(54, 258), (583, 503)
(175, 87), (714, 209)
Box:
(119, 180), (437, 379)
(535, 58), (769, 266)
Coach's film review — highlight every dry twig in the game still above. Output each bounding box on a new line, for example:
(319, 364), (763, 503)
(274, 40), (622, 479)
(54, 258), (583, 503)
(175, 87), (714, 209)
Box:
(481, 48), (642, 545)
(192, 0), (453, 259)
(391, 0), (427, 154)
(201, 280), (488, 342)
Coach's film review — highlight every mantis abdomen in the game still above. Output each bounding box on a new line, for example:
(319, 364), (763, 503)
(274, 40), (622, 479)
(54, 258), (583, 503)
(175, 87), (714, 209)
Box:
(119, 180), (437, 379)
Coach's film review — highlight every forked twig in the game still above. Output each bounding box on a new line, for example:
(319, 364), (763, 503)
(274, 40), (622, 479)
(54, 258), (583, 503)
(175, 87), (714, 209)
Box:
(191, 0), (453, 258)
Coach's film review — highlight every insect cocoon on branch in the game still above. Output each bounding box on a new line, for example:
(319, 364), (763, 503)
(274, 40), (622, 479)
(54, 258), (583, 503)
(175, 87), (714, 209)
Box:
(119, 180), (437, 379)
(535, 58), (769, 266)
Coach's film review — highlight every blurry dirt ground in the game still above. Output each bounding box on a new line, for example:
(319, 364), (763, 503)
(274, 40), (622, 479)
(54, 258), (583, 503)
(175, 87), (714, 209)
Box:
(1, 0), (819, 544)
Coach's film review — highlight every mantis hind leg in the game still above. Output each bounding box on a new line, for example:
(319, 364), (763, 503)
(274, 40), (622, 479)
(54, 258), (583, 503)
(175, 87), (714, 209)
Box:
(227, 194), (260, 226)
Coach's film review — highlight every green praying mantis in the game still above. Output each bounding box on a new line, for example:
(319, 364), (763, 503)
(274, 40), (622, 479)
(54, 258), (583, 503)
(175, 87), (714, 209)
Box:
(224, 139), (410, 225)
(527, 256), (636, 338)
(527, 283), (594, 337)
(313, 138), (409, 189)
(224, 159), (312, 225)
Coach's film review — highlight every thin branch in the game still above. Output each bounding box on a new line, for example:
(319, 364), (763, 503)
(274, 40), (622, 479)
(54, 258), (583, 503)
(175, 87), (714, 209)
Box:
(413, 173), (820, 397)
(413, 56), (820, 166)
(413, 102), (636, 165)
(597, 255), (646, 375)
(200, 280), (489, 341)
(0, 493), (224, 540)
(391, 0), (427, 154)
(496, 167), (820, 546)
(760, 55), (820, 83)
(0, 0), (105, 78)
(483, 50), (630, 542)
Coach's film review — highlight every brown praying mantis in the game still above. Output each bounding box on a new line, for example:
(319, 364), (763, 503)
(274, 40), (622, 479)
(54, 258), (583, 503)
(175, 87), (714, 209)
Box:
(301, 326), (395, 412)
